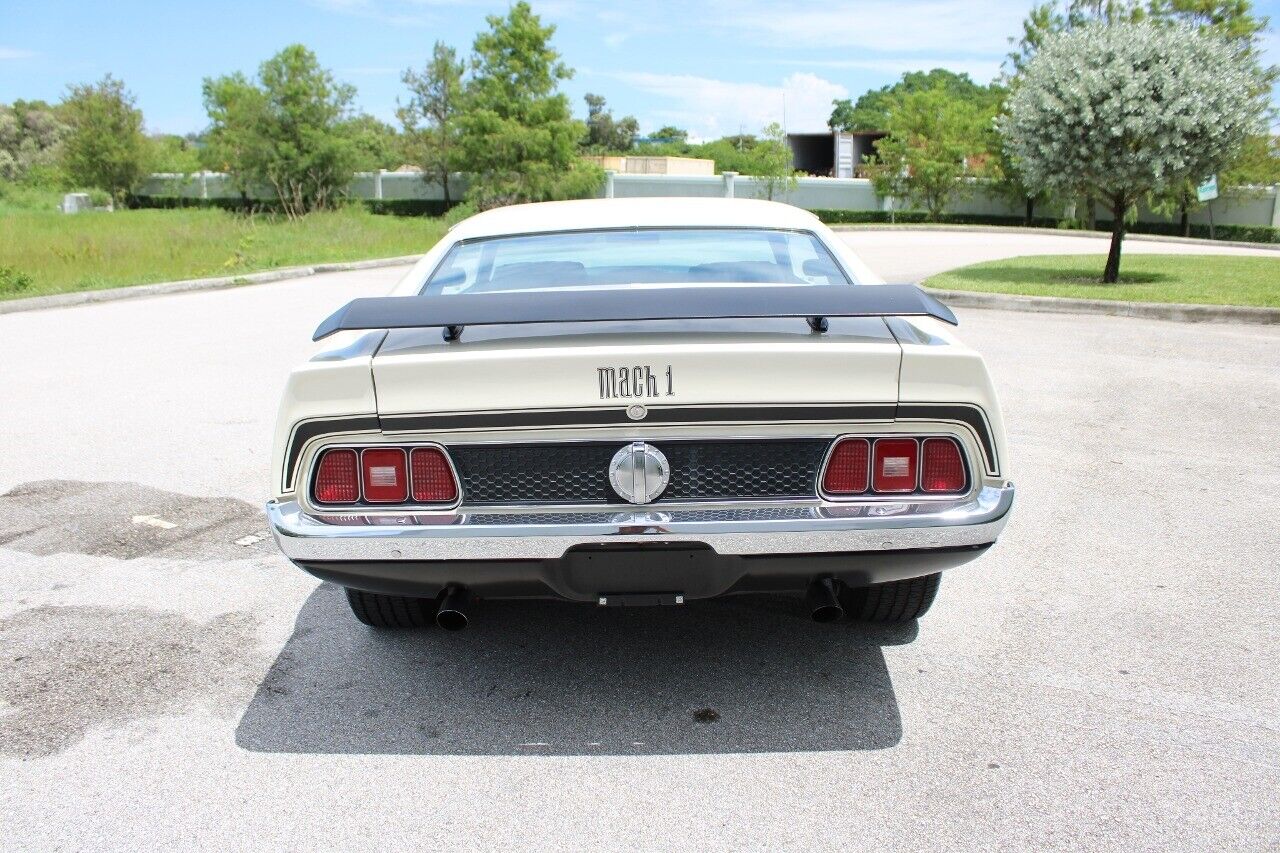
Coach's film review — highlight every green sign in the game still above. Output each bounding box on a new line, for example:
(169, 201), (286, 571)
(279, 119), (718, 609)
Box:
(1196, 175), (1219, 203)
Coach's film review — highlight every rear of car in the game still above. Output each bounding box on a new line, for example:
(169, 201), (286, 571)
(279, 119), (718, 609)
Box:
(267, 198), (1014, 631)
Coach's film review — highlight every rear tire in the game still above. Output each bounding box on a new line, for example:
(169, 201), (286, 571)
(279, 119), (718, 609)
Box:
(841, 573), (941, 623)
(344, 587), (435, 629)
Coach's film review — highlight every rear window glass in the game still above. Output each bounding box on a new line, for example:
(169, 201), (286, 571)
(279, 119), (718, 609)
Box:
(422, 228), (853, 295)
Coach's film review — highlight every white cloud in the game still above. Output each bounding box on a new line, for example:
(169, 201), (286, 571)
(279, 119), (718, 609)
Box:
(312, 0), (590, 26)
(608, 71), (848, 138)
(0, 47), (36, 60)
(772, 56), (1002, 83)
(705, 0), (1026, 55)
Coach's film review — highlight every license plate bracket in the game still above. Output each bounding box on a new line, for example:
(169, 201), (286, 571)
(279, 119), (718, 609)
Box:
(561, 543), (714, 601)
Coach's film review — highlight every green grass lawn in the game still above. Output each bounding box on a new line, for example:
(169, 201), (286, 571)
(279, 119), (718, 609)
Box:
(924, 253), (1280, 308)
(0, 202), (447, 300)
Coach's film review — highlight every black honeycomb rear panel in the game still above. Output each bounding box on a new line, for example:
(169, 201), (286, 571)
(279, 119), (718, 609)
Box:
(449, 440), (828, 505)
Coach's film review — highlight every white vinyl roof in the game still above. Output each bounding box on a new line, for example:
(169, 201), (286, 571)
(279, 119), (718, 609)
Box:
(446, 197), (822, 240)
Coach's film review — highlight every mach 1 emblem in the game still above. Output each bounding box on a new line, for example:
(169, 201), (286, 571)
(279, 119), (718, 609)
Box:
(597, 365), (674, 399)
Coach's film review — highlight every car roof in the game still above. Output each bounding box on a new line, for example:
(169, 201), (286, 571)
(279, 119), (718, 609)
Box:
(446, 197), (823, 241)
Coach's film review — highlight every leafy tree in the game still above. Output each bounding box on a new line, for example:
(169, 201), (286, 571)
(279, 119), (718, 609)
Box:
(1149, 0), (1273, 65)
(202, 45), (358, 217)
(630, 138), (691, 157)
(1223, 134), (1280, 185)
(146, 134), (202, 174)
(0, 99), (68, 184)
(971, 83), (1057, 225)
(829, 69), (1000, 133)
(60, 76), (148, 199)
(1004, 0), (1273, 232)
(455, 2), (599, 209)
(1001, 22), (1264, 282)
(749, 122), (797, 200)
(866, 85), (990, 221)
(650, 125), (688, 144)
(1145, 0), (1275, 230)
(720, 133), (759, 151)
(199, 73), (266, 186)
(827, 99), (862, 134)
(583, 93), (639, 151)
(982, 117), (1054, 224)
(1154, 135), (1278, 235)
(341, 114), (402, 171)
(399, 42), (465, 204)
(1008, 0), (1272, 76)
(1006, 1), (1146, 74)
(686, 137), (758, 174)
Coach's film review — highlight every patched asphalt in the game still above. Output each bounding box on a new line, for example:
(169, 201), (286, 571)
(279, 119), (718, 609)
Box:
(1, 241), (1277, 851)
(0, 480), (272, 560)
(1, 604), (261, 758)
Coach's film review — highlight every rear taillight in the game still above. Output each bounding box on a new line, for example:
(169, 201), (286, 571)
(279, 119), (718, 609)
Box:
(314, 449), (359, 504)
(312, 445), (459, 506)
(872, 439), (919, 493)
(360, 448), (409, 503)
(820, 435), (970, 498)
(822, 438), (869, 494)
(410, 447), (458, 503)
(921, 438), (966, 493)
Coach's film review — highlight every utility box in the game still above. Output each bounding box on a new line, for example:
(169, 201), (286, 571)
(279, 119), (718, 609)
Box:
(62, 193), (93, 214)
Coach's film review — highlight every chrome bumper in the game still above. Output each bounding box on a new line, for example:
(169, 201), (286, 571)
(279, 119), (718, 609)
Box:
(266, 484), (1014, 563)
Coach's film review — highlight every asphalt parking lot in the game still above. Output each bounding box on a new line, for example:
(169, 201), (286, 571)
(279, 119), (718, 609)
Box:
(1, 232), (1277, 851)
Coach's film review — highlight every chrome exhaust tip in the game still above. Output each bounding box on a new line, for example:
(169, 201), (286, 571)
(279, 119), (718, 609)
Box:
(806, 577), (845, 623)
(436, 585), (470, 631)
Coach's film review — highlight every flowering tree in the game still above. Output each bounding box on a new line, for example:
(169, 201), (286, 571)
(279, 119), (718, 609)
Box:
(1001, 22), (1263, 282)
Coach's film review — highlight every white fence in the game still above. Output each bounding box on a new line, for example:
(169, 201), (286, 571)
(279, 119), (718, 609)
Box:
(605, 172), (1280, 229)
(135, 170), (459, 202)
(135, 169), (1280, 228)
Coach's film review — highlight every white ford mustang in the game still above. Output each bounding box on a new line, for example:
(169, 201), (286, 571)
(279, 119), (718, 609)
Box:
(267, 198), (1014, 630)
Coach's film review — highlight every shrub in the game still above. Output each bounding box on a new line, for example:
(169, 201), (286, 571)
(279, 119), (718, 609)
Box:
(810, 209), (1280, 244)
(0, 266), (34, 294)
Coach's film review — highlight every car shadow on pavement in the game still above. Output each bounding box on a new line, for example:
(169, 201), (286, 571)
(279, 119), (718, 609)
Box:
(235, 582), (911, 756)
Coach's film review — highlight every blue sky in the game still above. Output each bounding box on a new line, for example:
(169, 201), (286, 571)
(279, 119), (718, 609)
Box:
(2, 0), (1278, 139)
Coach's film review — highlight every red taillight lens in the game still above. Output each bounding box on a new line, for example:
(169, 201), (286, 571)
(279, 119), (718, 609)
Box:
(921, 438), (965, 493)
(314, 449), (359, 503)
(410, 447), (458, 503)
(360, 448), (408, 503)
(822, 438), (869, 494)
(872, 438), (918, 493)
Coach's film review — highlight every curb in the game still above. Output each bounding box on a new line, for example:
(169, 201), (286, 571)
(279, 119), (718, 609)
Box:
(831, 223), (1280, 252)
(3, 247), (1275, 327)
(0, 254), (424, 316)
(927, 287), (1280, 325)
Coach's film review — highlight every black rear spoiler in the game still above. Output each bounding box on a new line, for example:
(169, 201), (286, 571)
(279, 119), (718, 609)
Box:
(312, 284), (957, 342)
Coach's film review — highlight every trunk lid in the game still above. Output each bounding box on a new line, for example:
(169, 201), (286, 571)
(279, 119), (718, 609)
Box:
(372, 318), (901, 421)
